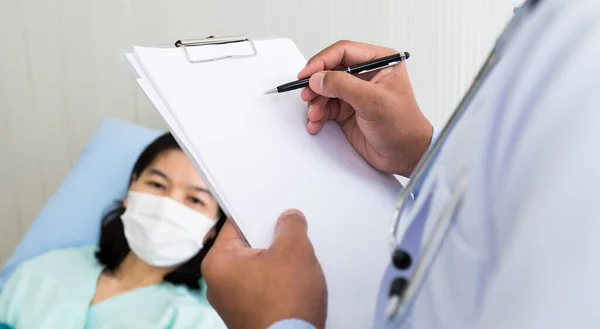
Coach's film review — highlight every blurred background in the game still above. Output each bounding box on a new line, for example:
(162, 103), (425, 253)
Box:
(0, 0), (517, 264)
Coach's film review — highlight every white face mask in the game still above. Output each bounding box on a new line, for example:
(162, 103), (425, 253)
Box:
(121, 191), (217, 267)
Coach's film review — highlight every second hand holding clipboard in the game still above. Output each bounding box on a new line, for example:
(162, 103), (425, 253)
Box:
(264, 52), (410, 94)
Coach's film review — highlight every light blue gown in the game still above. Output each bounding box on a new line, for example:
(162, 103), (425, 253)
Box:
(0, 245), (226, 329)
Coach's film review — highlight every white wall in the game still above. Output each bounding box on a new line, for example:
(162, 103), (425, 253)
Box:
(0, 0), (515, 264)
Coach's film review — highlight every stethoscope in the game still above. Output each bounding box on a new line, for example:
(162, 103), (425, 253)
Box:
(383, 0), (543, 324)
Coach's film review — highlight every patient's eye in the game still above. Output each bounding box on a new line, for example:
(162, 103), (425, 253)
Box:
(147, 181), (166, 190)
(189, 196), (205, 206)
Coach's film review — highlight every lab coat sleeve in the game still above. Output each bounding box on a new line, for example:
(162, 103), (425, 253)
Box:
(477, 8), (600, 329)
(412, 125), (440, 196)
(267, 319), (316, 329)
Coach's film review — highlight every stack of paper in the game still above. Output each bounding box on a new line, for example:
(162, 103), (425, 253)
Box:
(126, 38), (403, 328)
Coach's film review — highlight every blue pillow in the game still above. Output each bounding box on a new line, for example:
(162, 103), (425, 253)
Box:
(0, 118), (162, 290)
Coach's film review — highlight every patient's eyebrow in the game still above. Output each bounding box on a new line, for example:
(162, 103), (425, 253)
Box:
(148, 168), (169, 181)
(190, 186), (211, 195)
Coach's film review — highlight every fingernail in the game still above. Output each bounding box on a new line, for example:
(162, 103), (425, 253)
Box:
(312, 72), (325, 92)
(308, 104), (313, 117)
(281, 209), (304, 217)
(276, 209), (306, 235)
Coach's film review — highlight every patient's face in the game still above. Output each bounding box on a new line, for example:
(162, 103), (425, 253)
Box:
(125, 149), (220, 241)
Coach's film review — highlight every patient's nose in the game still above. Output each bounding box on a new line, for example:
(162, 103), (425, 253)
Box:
(166, 188), (187, 205)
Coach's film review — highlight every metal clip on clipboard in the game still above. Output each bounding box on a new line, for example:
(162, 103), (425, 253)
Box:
(174, 35), (258, 64)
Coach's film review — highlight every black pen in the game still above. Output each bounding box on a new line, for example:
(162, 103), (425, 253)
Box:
(263, 52), (410, 95)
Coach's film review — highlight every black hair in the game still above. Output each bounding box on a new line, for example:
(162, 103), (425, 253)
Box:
(94, 132), (225, 290)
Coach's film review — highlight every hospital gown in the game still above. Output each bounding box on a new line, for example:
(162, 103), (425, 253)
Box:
(0, 245), (226, 329)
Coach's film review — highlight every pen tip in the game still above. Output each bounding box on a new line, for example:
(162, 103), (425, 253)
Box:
(263, 88), (277, 95)
(404, 52), (410, 60)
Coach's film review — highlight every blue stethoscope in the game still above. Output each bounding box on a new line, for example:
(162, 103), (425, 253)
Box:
(382, 0), (542, 325)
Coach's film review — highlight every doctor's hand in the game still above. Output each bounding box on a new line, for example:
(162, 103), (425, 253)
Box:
(300, 41), (433, 177)
(202, 209), (327, 329)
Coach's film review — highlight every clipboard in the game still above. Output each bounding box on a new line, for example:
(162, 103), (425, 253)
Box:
(125, 35), (404, 329)
(126, 34), (297, 249)
(126, 35), (261, 248)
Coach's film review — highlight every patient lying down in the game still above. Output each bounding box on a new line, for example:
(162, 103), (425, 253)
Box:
(0, 133), (227, 329)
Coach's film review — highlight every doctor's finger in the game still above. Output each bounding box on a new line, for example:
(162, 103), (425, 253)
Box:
(271, 209), (311, 249)
(307, 96), (330, 135)
(268, 210), (318, 265)
(301, 87), (318, 102)
(298, 41), (397, 79)
(308, 96), (329, 122)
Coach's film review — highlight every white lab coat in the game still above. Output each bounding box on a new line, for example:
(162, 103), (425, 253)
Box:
(401, 0), (600, 328)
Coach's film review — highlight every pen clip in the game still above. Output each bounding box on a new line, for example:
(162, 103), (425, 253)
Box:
(357, 61), (400, 75)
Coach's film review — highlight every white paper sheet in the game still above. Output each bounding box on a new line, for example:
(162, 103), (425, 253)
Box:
(127, 38), (403, 329)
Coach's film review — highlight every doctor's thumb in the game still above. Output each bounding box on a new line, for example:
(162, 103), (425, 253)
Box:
(271, 209), (313, 251)
(271, 208), (317, 260)
(309, 71), (383, 110)
(274, 209), (308, 239)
